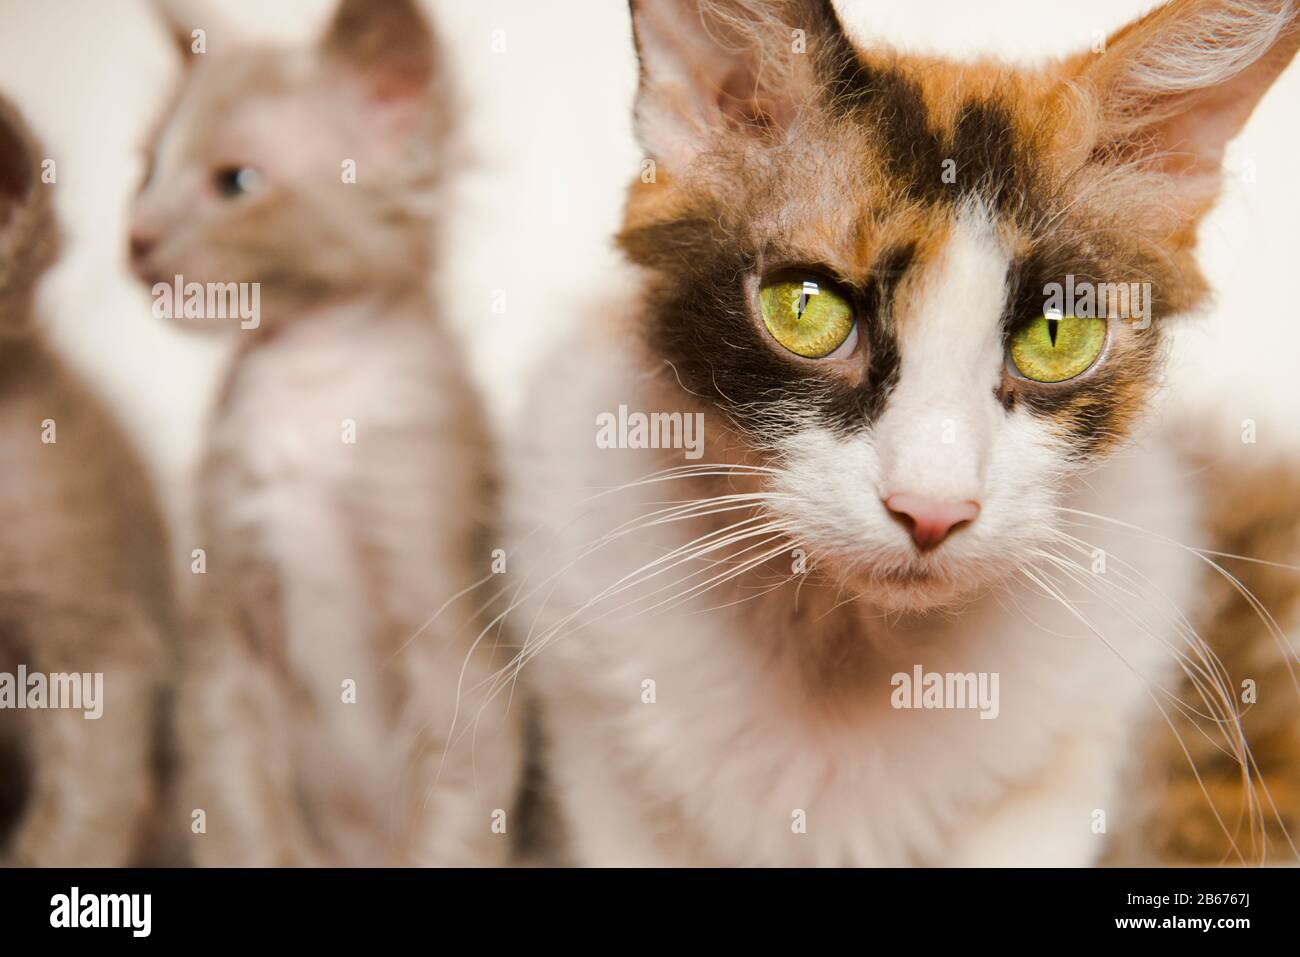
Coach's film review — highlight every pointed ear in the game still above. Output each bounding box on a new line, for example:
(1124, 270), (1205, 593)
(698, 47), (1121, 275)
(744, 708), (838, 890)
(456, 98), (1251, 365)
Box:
(153, 0), (235, 65)
(321, 0), (439, 102)
(628, 0), (841, 170)
(0, 99), (34, 224)
(1078, 0), (1299, 185)
(0, 96), (57, 327)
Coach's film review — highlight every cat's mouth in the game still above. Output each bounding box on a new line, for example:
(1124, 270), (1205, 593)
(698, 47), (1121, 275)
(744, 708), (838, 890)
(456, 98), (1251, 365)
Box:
(852, 558), (991, 612)
(872, 567), (939, 586)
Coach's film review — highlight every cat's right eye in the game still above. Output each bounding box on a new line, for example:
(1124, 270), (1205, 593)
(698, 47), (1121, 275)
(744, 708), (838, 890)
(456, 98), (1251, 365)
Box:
(212, 166), (261, 199)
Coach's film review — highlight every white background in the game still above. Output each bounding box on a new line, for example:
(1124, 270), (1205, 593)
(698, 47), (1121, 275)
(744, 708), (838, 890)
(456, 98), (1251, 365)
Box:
(0, 0), (1296, 526)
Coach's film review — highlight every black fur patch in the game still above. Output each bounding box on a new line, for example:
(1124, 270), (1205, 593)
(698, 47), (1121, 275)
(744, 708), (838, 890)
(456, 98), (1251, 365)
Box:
(843, 243), (914, 424)
(812, 6), (1035, 219)
(619, 215), (914, 439)
(830, 76), (1029, 215)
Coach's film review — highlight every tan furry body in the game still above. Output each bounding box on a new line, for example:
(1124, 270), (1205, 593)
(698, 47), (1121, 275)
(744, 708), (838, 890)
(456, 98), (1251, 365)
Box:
(1109, 450), (1300, 865)
(133, 0), (522, 866)
(181, 294), (517, 866)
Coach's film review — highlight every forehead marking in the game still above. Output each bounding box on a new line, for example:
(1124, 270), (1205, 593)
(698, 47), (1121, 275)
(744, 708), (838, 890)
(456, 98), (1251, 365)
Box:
(816, 37), (1029, 216)
(896, 207), (1010, 387)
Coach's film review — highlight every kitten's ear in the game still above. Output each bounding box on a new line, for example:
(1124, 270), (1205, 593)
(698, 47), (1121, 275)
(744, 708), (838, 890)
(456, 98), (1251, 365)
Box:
(0, 99), (34, 225)
(321, 0), (439, 102)
(629, 0), (841, 170)
(0, 96), (57, 326)
(153, 0), (235, 65)
(1077, 0), (1299, 186)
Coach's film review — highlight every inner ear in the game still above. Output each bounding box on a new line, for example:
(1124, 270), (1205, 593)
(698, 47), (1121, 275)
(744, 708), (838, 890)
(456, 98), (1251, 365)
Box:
(719, 66), (792, 132)
(321, 0), (436, 103)
(628, 0), (843, 168)
(1075, 0), (1300, 179)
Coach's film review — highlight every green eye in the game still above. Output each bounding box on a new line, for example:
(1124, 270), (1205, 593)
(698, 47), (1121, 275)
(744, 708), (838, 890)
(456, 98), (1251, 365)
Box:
(1008, 313), (1107, 383)
(759, 276), (854, 358)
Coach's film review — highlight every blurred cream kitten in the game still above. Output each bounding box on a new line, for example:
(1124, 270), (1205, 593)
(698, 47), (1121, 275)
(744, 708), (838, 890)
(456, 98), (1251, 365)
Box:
(130, 0), (520, 865)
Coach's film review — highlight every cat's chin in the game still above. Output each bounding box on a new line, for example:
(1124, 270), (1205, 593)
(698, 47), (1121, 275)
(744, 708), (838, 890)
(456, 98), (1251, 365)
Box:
(852, 568), (987, 614)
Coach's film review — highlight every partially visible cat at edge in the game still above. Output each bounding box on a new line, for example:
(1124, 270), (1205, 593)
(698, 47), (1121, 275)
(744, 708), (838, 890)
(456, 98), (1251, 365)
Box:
(129, 0), (521, 865)
(0, 94), (178, 866)
(505, 0), (1300, 865)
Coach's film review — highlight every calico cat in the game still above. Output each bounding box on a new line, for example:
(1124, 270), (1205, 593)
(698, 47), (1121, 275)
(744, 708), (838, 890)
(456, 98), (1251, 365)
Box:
(0, 94), (175, 866)
(504, 0), (1300, 865)
(130, 0), (520, 865)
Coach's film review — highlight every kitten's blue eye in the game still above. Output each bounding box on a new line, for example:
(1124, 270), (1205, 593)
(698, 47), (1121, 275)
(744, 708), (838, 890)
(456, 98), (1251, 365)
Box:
(212, 166), (260, 199)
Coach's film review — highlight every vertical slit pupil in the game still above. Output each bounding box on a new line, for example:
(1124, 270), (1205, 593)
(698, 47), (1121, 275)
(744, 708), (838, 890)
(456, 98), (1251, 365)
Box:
(797, 281), (819, 319)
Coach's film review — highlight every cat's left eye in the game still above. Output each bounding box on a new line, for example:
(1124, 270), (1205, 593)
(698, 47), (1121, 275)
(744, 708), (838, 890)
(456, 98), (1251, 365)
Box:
(758, 274), (855, 359)
(1008, 313), (1108, 383)
(212, 166), (261, 199)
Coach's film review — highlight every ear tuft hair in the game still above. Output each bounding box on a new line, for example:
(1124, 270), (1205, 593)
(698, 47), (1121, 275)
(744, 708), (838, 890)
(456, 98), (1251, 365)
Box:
(628, 0), (847, 171)
(1078, 0), (1299, 181)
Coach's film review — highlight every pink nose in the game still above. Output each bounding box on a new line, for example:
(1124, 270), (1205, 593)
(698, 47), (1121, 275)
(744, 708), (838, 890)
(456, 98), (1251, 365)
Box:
(128, 232), (156, 266)
(884, 493), (981, 552)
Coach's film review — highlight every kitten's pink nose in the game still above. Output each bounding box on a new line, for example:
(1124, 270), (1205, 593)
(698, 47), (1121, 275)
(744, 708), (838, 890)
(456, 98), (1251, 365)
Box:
(128, 232), (155, 266)
(884, 493), (981, 552)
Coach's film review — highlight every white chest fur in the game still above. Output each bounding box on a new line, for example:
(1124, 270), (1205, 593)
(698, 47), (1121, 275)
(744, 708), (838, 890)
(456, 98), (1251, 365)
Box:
(200, 306), (476, 784)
